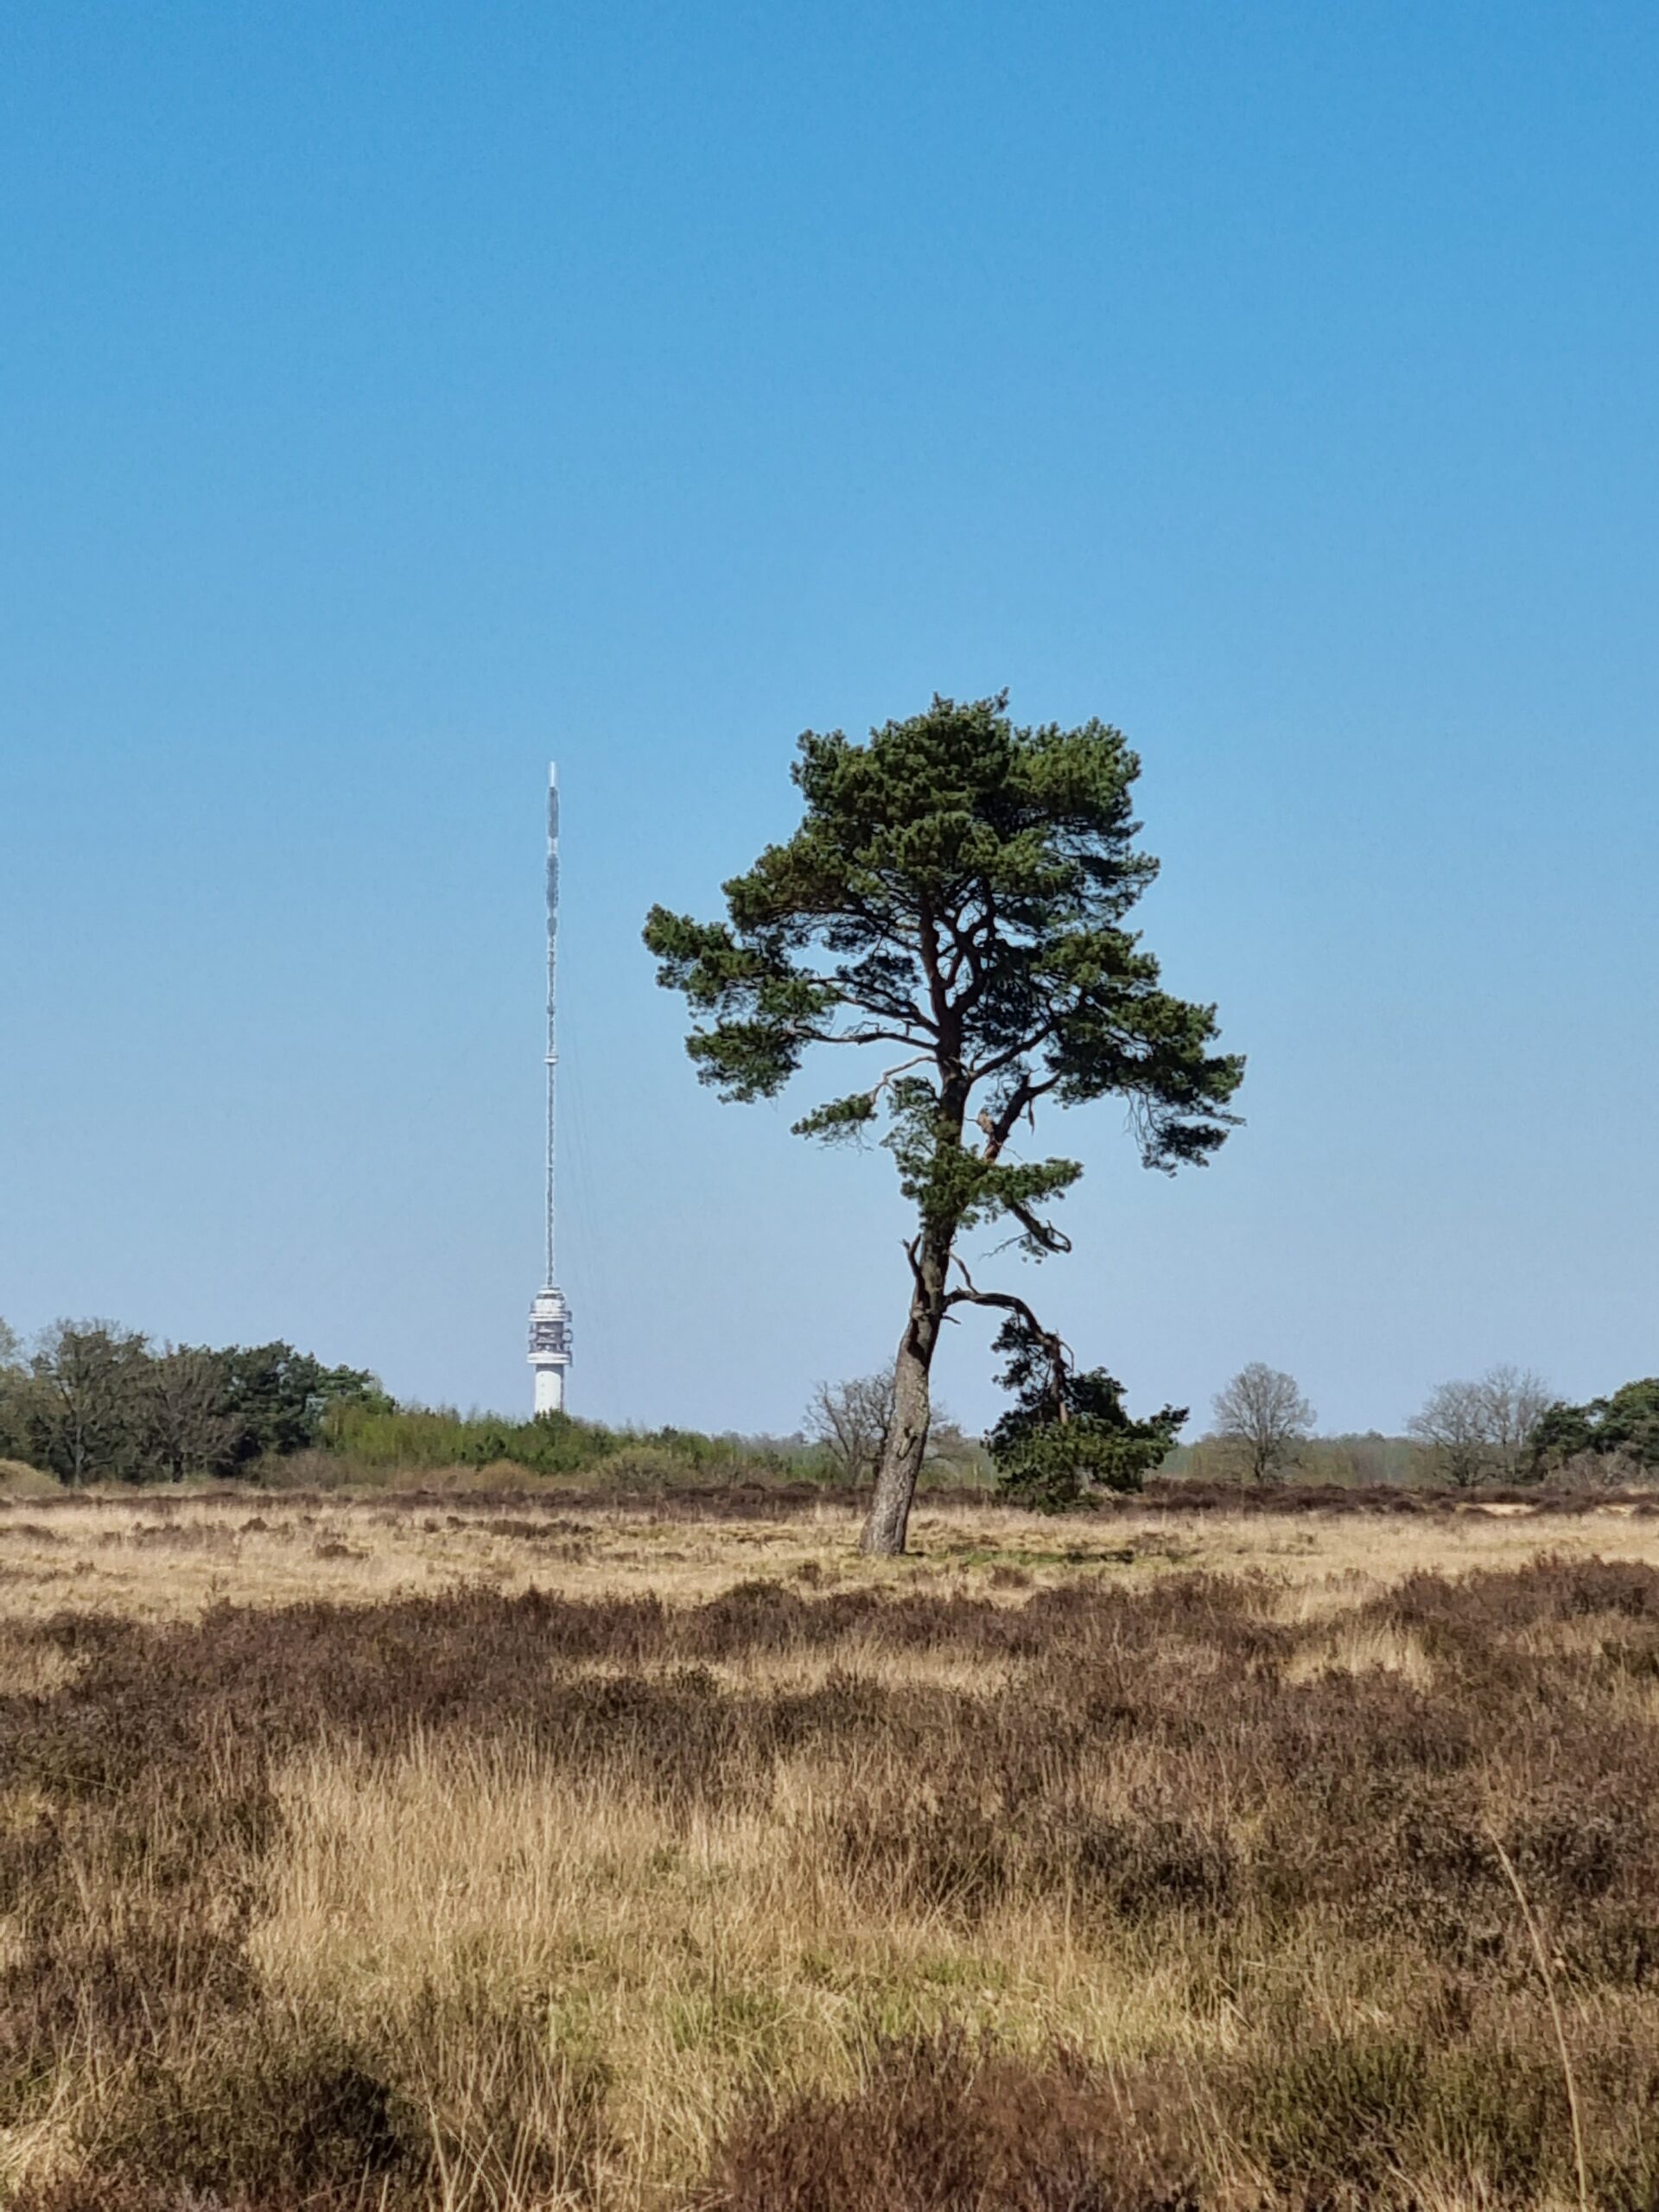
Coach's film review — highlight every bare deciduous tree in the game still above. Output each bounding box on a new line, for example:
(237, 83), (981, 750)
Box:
(1409, 1365), (1551, 1487)
(804, 1370), (896, 1488)
(1211, 1363), (1315, 1484)
(806, 1367), (972, 1489)
(1478, 1364), (1553, 1480)
(139, 1346), (240, 1482)
(1408, 1380), (1490, 1488)
(29, 1321), (150, 1486)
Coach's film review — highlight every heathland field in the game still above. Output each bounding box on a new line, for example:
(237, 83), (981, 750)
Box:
(7, 1485), (1659, 2209)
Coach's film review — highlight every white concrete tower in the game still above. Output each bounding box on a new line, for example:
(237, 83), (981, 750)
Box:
(528, 763), (573, 1414)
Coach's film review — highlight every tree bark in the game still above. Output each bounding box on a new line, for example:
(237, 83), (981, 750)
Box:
(860, 1227), (950, 1555)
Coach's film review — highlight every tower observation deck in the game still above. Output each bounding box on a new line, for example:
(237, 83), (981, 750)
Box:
(528, 764), (573, 1415)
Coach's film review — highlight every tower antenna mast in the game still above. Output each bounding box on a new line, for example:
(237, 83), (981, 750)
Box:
(527, 764), (573, 1412)
(543, 763), (559, 1288)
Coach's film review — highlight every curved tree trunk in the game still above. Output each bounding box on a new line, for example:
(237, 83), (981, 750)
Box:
(861, 1228), (950, 1555)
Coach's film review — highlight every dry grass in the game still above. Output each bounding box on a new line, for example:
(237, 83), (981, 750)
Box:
(1281, 1616), (1438, 1688)
(251, 1725), (1212, 2197)
(3, 1483), (1659, 1627)
(0, 1464), (59, 1502)
(6, 1497), (1659, 2207)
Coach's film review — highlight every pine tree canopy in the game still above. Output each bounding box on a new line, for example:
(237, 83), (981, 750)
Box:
(645, 691), (1243, 1264)
(986, 1313), (1187, 1510)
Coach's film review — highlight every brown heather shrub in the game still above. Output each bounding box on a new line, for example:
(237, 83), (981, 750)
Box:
(699, 2033), (1195, 2212)
(89, 2037), (409, 2200)
(5, 1555), (1659, 2202)
(129, 1520), (238, 1550)
(1141, 1475), (1659, 1516)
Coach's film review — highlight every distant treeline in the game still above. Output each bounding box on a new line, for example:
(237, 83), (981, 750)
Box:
(0, 1320), (880, 1490)
(1, 1317), (1653, 1492)
(0, 1321), (387, 1485)
(1173, 1388), (1659, 1492)
(1527, 1381), (1659, 1474)
(1165, 1432), (1420, 1487)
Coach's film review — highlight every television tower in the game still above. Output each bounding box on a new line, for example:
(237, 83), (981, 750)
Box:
(527, 763), (573, 1414)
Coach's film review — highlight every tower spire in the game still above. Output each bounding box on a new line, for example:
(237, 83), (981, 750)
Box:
(543, 762), (559, 1289)
(528, 762), (572, 1413)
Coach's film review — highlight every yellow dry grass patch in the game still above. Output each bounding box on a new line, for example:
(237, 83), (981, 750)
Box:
(565, 1647), (1027, 1697)
(0, 1459), (59, 1498)
(0, 1627), (82, 1699)
(1, 1489), (1657, 1629)
(253, 1732), (1221, 2206)
(1282, 1618), (1436, 1690)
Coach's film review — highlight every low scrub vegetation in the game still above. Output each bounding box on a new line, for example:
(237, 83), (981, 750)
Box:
(315, 1399), (801, 1484)
(7, 1529), (1659, 2206)
(0, 1320), (830, 1492)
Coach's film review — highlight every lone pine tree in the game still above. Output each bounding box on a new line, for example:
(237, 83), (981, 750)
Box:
(645, 693), (1243, 1554)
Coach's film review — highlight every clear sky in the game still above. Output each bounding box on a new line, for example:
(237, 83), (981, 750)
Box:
(3, 2), (1655, 1440)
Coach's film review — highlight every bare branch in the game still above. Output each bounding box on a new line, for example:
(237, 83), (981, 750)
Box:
(839, 1053), (935, 1115)
(976, 1073), (1061, 1162)
(969, 1018), (1064, 1087)
(1007, 1198), (1071, 1255)
(944, 1259), (1072, 1416)
(822, 1027), (935, 1051)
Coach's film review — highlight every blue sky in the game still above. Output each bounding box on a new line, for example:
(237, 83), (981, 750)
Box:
(3, 2), (1655, 1437)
